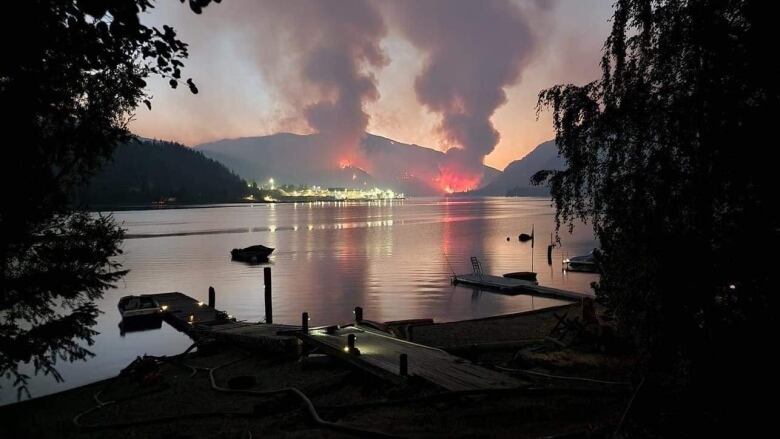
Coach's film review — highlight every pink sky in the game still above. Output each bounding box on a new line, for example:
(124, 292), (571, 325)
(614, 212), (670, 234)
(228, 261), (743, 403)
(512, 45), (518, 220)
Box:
(130, 1), (612, 171)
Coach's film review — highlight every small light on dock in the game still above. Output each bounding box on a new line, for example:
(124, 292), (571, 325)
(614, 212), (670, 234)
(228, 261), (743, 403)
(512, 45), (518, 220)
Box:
(198, 301), (205, 307)
(161, 305), (168, 311)
(189, 314), (194, 322)
(343, 346), (350, 353)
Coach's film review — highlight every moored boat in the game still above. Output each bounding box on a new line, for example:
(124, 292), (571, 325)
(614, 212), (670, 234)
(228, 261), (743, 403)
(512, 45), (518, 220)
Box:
(564, 250), (599, 273)
(503, 271), (538, 282)
(118, 295), (164, 319)
(231, 244), (275, 263)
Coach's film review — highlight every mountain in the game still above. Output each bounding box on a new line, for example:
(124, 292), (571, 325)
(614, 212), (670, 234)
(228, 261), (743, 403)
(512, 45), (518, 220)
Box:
(195, 133), (501, 196)
(74, 139), (249, 205)
(470, 140), (565, 196)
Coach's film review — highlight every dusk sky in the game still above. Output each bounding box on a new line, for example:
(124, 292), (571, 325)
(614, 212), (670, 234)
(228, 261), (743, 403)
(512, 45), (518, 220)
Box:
(130, 0), (613, 171)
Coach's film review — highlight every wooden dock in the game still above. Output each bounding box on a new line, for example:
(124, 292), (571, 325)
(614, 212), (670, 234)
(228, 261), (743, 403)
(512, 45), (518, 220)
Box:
(453, 273), (591, 300)
(144, 291), (520, 391)
(298, 325), (520, 391)
(148, 292), (300, 353)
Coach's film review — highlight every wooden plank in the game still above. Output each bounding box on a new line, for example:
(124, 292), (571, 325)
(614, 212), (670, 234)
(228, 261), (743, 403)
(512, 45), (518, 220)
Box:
(299, 325), (520, 391)
(454, 274), (590, 301)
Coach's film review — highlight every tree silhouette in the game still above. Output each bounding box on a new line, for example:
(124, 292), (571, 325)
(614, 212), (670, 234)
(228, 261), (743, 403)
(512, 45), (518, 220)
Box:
(534, 0), (774, 431)
(0, 0), (219, 398)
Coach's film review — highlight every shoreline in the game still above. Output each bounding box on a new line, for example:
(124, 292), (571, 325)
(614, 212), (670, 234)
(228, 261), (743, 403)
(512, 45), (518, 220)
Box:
(1, 304), (634, 437)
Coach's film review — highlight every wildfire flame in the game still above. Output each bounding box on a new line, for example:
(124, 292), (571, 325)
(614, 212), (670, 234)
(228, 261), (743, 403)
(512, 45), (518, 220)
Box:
(339, 159), (352, 169)
(436, 168), (481, 194)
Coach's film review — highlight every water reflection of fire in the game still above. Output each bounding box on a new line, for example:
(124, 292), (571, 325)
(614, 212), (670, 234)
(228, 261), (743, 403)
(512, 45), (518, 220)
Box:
(339, 159), (352, 169)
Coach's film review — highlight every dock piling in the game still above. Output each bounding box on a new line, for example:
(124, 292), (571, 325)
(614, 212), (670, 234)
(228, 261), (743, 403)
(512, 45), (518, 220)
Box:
(347, 333), (357, 353)
(302, 312), (309, 333)
(354, 306), (363, 323)
(208, 286), (216, 308)
(264, 267), (273, 324)
(399, 353), (408, 376)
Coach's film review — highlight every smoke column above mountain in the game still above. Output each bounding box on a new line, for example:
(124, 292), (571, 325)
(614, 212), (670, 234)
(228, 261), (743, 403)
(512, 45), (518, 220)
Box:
(244, 0), (388, 170)
(384, 0), (543, 192)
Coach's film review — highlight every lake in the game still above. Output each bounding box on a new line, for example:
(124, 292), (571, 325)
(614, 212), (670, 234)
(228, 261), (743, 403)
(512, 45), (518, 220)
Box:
(1, 197), (598, 404)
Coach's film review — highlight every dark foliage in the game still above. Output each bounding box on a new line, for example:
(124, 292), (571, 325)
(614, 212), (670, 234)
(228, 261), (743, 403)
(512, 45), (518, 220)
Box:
(74, 139), (250, 205)
(534, 0), (775, 433)
(1, 0), (217, 397)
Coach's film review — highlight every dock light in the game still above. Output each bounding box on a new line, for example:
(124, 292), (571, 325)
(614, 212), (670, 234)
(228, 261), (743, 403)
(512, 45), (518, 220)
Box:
(729, 284), (736, 290)
(189, 314), (194, 322)
(198, 301), (205, 307)
(161, 305), (168, 311)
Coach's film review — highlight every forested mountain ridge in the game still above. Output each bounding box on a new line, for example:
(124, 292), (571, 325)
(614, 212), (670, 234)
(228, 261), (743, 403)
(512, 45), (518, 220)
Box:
(74, 139), (249, 206)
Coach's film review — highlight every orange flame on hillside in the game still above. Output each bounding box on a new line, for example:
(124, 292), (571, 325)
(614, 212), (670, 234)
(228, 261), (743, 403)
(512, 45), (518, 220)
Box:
(436, 166), (481, 194)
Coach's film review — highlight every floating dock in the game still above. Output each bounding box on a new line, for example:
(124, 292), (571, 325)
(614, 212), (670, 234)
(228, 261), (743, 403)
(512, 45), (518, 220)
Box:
(453, 273), (591, 301)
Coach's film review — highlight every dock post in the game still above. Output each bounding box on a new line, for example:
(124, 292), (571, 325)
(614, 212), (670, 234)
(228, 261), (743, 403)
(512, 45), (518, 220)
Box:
(302, 312), (309, 333)
(347, 334), (356, 351)
(208, 286), (216, 308)
(354, 306), (363, 323)
(264, 267), (273, 324)
(399, 353), (408, 376)
(547, 244), (553, 265)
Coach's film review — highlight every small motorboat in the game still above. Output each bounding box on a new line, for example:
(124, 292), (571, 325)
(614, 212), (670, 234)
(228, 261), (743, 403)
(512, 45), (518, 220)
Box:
(231, 244), (275, 263)
(503, 271), (538, 282)
(118, 295), (164, 319)
(518, 233), (533, 242)
(564, 250), (599, 273)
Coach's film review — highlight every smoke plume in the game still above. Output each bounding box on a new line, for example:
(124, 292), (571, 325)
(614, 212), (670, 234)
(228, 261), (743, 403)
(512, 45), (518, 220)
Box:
(261, 0), (388, 170)
(384, 0), (541, 192)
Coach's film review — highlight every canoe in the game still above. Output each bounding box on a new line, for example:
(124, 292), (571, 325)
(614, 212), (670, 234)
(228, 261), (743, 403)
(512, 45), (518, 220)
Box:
(503, 271), (538, 282)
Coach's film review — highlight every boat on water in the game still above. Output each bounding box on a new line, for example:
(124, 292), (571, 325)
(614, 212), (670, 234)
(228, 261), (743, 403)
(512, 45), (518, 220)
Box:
(503, 271), (538, 282)
(231, 244), (275, 263)
(564, 250), (599, 273)
(118, 295), (164, 319)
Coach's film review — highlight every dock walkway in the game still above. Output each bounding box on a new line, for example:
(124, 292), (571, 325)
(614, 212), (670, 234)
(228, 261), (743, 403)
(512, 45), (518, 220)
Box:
(298, 325), (520, 391)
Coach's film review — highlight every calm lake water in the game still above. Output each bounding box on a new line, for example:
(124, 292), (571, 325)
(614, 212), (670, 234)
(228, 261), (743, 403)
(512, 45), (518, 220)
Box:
(1, 197), (598, 404)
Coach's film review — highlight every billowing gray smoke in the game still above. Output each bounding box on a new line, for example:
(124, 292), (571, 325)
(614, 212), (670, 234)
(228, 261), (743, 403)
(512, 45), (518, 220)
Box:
(271, 0), (387, 169)
(384, 0), (542, 191)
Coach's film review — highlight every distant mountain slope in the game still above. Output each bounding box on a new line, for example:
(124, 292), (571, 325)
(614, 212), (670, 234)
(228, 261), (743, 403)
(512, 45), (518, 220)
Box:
(195, 133), (501, 196)
(74, 139), (249, 205)
(470, 140), (564, 196)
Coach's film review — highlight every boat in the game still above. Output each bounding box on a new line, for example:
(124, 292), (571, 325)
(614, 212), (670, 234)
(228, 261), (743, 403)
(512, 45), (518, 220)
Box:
(231, 244), (275, 263)
(503, 271), (538, 282)
(118, 295), (164, 319)
(564, 250), (599, 273)
(518, 233), (533, 242)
